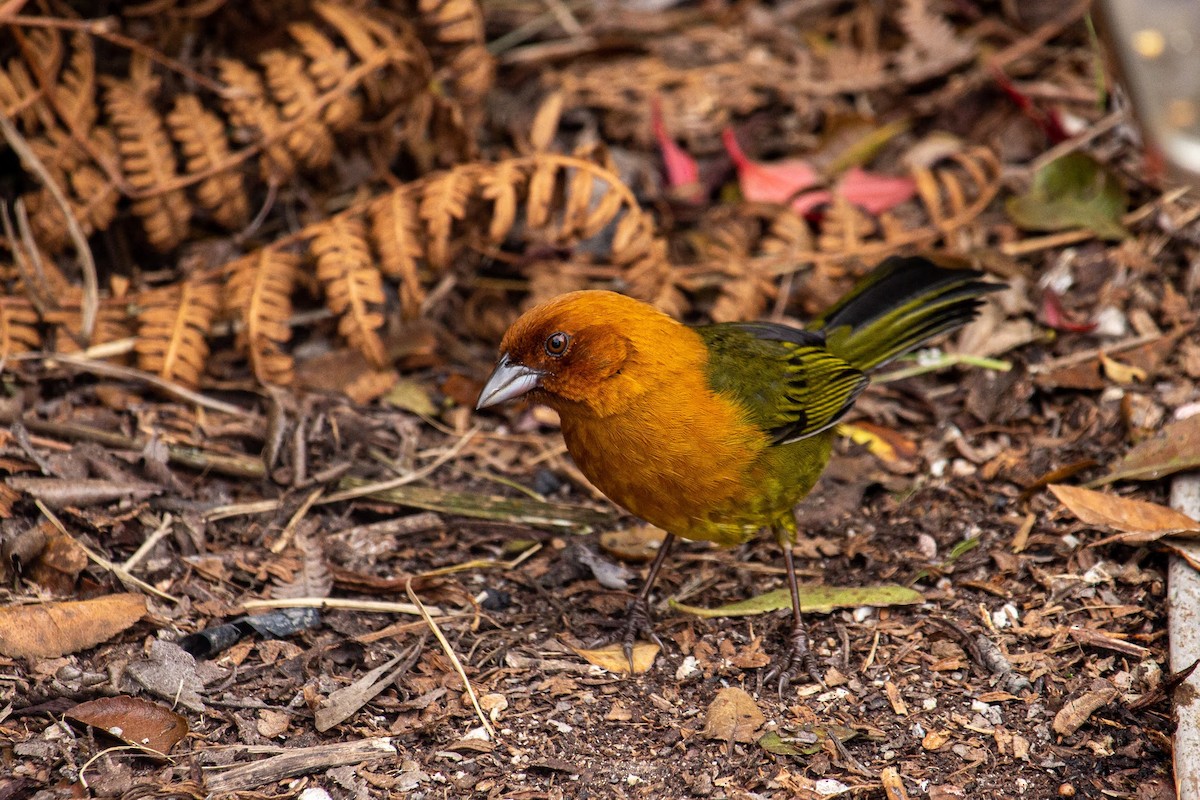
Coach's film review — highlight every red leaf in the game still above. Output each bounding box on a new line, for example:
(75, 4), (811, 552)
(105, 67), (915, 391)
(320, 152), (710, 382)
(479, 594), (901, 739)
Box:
(991, 66), (1069, 144)
(835, 167), (916, 214)
(651, 97), (701, 203)
(1042, 289), (1097, 333)
(722, 128), (820, 205)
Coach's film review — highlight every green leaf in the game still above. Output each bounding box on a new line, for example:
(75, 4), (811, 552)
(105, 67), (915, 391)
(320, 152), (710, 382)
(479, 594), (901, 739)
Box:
(1005, 153), (1128, 239)
(669, 583), (923, 619)
(757, 725), (858, 757)
(757, 731), (821, 757)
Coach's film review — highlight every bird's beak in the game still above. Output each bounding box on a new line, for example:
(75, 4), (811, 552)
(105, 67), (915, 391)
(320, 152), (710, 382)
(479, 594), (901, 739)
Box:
(476, 356), (543, 410)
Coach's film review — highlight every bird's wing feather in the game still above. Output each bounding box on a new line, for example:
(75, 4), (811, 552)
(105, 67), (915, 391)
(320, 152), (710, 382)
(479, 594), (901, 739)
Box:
(696, 322), (868, 446)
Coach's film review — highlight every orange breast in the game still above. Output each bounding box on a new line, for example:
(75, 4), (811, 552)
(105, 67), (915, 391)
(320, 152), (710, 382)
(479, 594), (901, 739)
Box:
(558, 373), (770, 545)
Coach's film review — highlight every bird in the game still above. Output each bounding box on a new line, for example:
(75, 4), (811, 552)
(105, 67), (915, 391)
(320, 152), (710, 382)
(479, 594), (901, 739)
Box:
(476, 255), (1001, 684)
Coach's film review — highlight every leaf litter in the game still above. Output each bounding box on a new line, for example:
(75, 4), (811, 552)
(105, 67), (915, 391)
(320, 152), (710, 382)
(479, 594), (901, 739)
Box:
(0, 1), (1188, 798)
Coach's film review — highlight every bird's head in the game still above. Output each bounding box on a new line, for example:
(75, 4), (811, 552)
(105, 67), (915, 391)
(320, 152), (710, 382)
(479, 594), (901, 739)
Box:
(476, 290), (686, 416)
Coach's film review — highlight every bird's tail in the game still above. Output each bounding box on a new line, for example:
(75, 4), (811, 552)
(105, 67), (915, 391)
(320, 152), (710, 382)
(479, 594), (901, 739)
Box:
(807, 256), (1002, 372)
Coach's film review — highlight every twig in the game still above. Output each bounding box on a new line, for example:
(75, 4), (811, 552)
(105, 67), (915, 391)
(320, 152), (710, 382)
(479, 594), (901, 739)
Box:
(270, 488), (324, 554)
(1024, 110), (1126, 176)
(240, 596), (440, 617)
(36, 500), (179, 604)
(0, 107), (98, 341)
(406, 577), (496, 739)
(123, 513), (174, 572)
(1027, 325), (1192, 375)
(320, 428), (480, 505)
(0, 407), (267, 480)
(25, 352), (250, 416)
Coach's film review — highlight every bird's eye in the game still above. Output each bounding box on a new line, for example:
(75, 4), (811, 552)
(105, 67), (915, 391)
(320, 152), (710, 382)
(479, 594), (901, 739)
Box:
(544, 331), (570, 357)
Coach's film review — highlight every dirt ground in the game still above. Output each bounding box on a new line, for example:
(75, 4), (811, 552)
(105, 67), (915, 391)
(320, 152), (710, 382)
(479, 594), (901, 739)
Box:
(0, 0), (1196, 798)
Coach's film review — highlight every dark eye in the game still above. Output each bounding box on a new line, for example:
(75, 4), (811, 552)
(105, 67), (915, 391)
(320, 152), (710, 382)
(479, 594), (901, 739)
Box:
(544, 331), (570, 357)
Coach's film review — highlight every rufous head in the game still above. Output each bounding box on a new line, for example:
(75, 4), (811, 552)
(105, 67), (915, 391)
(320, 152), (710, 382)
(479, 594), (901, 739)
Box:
(476, 290), (686, 416)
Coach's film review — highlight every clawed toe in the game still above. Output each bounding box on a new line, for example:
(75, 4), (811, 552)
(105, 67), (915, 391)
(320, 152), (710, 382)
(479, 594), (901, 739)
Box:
(619, 595), (664, 672)
(763, 622), (825, 695)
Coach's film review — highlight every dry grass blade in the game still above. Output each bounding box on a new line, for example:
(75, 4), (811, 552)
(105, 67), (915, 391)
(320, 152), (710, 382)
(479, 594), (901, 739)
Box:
(406, 577), (496, 739)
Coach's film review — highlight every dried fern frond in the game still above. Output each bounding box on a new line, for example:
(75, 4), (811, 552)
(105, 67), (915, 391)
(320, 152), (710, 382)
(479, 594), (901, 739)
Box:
(0, 58), (43, 130)
(135, 280), (220, 388)
(310, 217), (388, 367)
(289, 21), (364, 131)
(0, 298), (41, 360)
(418, 166), (475, 269)
(260, 51), (335, 169)
(44, 304), (133, 358)
(217, 58), (297, 181)
(623, 242), (686, 316)
(225, 249), (299, 385)
(167, 94), (250, 230)
(370, 188), (426, 319)
(699, 211), (775, 323)
(55, 32), (99, 132)
(103, 78), (191, 251)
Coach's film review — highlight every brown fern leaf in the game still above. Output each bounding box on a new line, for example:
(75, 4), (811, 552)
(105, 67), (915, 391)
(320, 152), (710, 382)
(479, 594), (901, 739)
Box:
(0, 59), (43, 131)
(415, 0), (493, 124)
(45, 304), (133, 358)
(289, 21), (364, 132)
(310, 217), (388, 368)
(524, 157), (557, 231)
(0, 298), (41, 359)
(610, 210), (657, 266)
(314, 1), (392, 60)
(10, 238), (81, 313)
(19, 27), (65, 84)
(167, 94), (249, 230)
(477, 159), (526, 245)
(418, 167), (475, 269)
(217, 59), (297, 181)
(103, 78), (191, 251)
(369, 188), (426, 319)
(623, 242), (686, 317)
(443, 43), (494, 119)
(225, 250), (299, 385)
(913, 147), (1002, 236)
(260, 51), (335, 169)
(24, 129), (120, 252)
(703, 213), (774, 323)
(56, 32), (98, 132)
(418, 0), (484, 44)
(135, 280), (220, 388)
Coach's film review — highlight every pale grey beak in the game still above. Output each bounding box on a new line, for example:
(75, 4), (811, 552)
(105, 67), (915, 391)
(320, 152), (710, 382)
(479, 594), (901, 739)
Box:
(476, 356), (544, 409)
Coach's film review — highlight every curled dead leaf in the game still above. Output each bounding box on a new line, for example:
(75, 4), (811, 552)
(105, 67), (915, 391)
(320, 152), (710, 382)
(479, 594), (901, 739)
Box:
(701, 687), (764, 746)
(570, 641), (659, 675)
(1049, 484), (1200, 544)
(0, 593), (147, 658)
(66, 696), (188, 754)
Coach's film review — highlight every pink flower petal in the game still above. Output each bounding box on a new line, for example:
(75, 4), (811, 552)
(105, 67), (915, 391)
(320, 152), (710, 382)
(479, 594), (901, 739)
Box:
(835, 167), (916, 214)
(722, 128), (820, 205)
(651, 98), (700, 198)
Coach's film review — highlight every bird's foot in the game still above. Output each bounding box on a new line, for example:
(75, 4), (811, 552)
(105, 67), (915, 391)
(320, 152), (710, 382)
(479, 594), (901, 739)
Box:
(619, 595), (664, 673)
(763, 622), (825, 695)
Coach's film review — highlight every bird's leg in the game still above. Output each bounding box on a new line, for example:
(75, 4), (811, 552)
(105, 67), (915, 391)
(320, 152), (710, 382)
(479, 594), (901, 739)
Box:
(765, 526), (826, 692)
(620, 532), (675, 671)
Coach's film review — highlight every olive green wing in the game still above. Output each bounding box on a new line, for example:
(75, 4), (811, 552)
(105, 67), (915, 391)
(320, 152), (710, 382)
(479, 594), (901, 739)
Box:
(696, 322), (868, 446)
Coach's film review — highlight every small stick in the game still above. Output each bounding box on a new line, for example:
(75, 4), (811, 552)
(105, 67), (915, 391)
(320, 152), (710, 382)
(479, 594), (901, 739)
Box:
(406, 577), (496, 739)
(37, 500), (179, 604)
